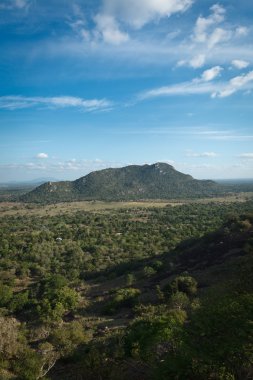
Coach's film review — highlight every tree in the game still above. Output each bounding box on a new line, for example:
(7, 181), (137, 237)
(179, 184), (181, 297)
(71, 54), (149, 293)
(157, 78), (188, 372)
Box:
(0, 283), (13, 308)
(50, 321), (88, 356)
(186, 293), (253, 379)
(124, 310), (186, 362)
(13, 348), (42, 380)
(163, 275), (197, 299)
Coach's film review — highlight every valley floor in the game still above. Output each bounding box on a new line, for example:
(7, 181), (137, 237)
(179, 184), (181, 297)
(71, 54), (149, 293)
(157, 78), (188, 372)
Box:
(0, 195), (253, 379)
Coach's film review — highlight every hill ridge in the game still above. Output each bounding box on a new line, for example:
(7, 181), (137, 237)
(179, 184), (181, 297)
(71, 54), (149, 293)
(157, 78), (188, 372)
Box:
(20, 162), (221, 203)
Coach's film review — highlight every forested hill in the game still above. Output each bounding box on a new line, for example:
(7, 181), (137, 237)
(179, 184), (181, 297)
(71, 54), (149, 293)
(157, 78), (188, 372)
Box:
(20, 162), (222, 203)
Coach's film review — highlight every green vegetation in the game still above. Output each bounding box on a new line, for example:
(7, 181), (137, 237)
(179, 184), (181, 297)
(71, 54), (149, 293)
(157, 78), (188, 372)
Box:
(20, 163), (225, 203)
(0, 197), (252, 379)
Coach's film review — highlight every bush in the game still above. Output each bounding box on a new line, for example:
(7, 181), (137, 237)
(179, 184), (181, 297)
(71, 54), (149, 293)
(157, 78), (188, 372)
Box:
(124, 310), (186, 361)
(9, 291), (29, 313)
(104, 288), (141, 314)
(143, 266), (157, 278)
(0, 284), (13, 308)
(164, 275), (197, 298)
(50, 321), (88, 356)
(13, 349), (41, 380)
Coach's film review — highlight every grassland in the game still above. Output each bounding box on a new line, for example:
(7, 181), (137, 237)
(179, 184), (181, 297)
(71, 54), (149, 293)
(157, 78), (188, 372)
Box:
(0, 192), (252, 217)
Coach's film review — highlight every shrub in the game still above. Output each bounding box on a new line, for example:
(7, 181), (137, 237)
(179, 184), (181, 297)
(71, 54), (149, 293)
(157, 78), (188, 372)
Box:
(104, 288), (141, 314)
(164, 275), (197, 298)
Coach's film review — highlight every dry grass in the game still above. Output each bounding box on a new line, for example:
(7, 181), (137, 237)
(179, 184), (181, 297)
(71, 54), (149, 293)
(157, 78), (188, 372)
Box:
(0, 192), (252, 217)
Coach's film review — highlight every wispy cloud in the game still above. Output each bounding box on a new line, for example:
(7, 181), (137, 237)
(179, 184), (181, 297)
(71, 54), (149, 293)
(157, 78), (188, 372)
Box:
(195, 130), (253, 141)
(186, 151), (219, 158)
(0, 0), (31, 10)
(237, 153), (253, 159)
(113, 126), (253, 142)
(235, 27), (249, 37)
(177, 4), (228, 68)
(178, 4), (249, 69)
(139, 80), (217, 99)
(231, 59), (250, 70)
(201, 66), (223, 81)
(139, 69), (253, 99)
(212, 70), (253, 98)
(0, 159), (124, 174)
(193, 4), (226, 44)
(0, 96), (113, 112)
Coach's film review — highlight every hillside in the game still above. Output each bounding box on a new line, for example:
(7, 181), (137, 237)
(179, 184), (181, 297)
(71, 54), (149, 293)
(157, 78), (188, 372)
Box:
(48, 209), (253, 380)
(20, 162), (222, 203)
(0, 200), (252, 379)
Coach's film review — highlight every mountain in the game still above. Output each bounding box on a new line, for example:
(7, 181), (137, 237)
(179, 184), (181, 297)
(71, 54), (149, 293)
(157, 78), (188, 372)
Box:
(20, 162), (222, 203)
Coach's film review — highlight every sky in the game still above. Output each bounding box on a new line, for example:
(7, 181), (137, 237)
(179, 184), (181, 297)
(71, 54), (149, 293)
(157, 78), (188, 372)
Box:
(0, 0), (253, 182)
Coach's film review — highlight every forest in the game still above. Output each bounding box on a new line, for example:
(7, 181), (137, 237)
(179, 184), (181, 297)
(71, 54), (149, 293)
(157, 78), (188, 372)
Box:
(0, 198), (252, 379)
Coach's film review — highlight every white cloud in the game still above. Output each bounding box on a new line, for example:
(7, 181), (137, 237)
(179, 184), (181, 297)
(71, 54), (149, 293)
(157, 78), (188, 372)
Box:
(232, 59), (250, 70)
(178, 4), (241, 69)
(0, 96), (113, 112)
(238, 153), (253, 159)
(101, 0), (194, 29)
(182, 4), (249, 70)
(94, 14), (129, 45)
(196, 131), (253, 141)
(201, 66), (223, 81)
(186, 151), (219, 157)
(140, 70), (253, 99)
(189, 54), (206, 68)
(213, 70), (253, 98)
(0, 159), (124, 175)
(235, 26), (249, 37)
(93, 0), (194, 45)
(140, 80), (217, 99)
(193, 4), (226, 44)
(207, 27), (231, 49)
(36, 153), (48, 159)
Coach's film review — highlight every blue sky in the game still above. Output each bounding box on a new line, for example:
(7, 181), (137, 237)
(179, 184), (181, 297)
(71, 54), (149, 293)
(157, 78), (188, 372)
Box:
(0, 0), (253, 182)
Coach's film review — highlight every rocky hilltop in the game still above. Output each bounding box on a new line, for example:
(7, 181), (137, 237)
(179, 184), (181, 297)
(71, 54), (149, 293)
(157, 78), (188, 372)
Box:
(21, 162), (221, 203)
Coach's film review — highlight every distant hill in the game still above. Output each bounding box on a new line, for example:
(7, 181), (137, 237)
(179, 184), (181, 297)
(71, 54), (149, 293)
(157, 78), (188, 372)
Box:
(20, 162), (223, 203)
(0, 177), (60, 188)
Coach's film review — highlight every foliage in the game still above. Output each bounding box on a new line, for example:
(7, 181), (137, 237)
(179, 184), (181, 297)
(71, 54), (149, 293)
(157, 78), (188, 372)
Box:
(0, 283), (13, 308)
(12, 348), (42, 380)
(0, 201), (252, 379)
(163, 275), (198, 298)
(185, 293), (253, 379)
(34, 275), (79, 322)
(104, 288), (141, 314)
(124, 309), (186, 361)
(21, 163), (223, 203)
(50, 321), (88, 356)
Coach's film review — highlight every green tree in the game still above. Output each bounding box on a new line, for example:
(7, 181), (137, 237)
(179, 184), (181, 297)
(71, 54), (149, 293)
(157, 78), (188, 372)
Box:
(124, 310), (186, 362)
(50, 321), (88, 356)
(0, 283), (13, 308)
(164, 275), (197, 298)
(13, 349), (42, 380)
(186, 293), (253, 379)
